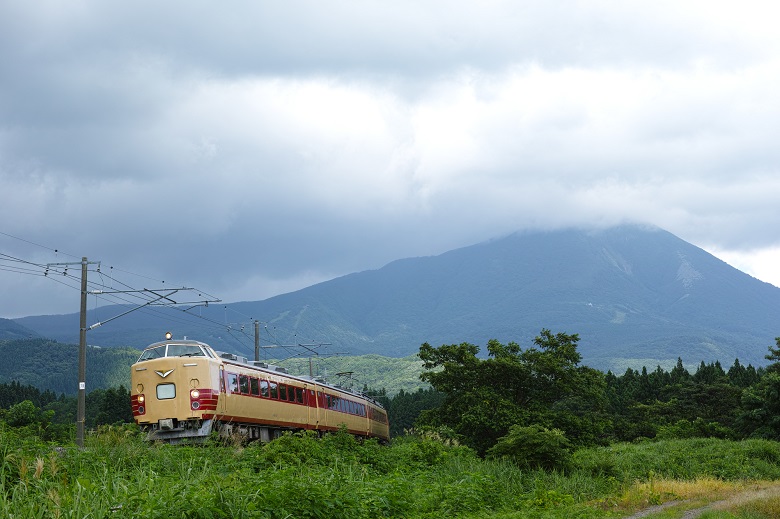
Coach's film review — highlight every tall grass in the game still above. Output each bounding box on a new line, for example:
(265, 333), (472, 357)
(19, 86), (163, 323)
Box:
(2, 423), (780, 518)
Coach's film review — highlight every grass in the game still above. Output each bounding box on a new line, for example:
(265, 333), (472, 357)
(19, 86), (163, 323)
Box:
(2, 424), (780, 518)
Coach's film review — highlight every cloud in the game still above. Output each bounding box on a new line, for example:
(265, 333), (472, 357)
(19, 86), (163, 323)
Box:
(1, 1), (780, 317)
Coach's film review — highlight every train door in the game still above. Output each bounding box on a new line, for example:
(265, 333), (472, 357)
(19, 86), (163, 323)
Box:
(218, 366), (226, 414)
(308, 384), (321, 432)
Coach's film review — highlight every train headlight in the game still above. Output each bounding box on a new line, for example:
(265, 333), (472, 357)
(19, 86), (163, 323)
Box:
(138, 395), (145, 403)
(190, 389), (200, 399)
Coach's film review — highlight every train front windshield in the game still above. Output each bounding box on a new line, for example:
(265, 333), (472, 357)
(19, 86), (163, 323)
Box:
(136, 344), (208, 362)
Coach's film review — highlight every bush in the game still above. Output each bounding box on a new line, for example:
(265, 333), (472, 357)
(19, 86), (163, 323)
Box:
(486, 424), (572, 471)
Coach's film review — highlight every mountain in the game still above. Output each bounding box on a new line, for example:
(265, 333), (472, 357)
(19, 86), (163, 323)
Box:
(0, 338), (139, 394)
(0, 317), (41, 340)
(13, 225), (780, 372)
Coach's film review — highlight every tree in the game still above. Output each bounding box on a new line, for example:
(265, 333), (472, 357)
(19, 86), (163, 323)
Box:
(418, 329), (609, 454)
(387, 388), (445, 437)
(90, 386), (133, 427)
(737, 338), (780, 439)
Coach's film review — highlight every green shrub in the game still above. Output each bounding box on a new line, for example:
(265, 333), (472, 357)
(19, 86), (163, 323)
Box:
(486, 424), (572, 471)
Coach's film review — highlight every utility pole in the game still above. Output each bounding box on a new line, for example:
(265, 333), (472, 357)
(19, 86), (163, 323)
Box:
(78, 257), (87, 448)
(254, 320), (260, 362)
(47, 257), (99, 448)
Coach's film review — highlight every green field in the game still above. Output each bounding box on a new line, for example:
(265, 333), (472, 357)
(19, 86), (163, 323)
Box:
(3, 423), (780, 518)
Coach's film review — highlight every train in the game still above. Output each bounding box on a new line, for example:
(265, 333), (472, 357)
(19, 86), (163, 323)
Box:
(130, 335), (390, 443)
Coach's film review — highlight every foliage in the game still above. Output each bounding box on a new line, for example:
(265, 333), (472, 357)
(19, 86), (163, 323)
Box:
(386, 387), (445, 437)
(573, 438), (780, 482)
(3, 424), (780, 518)
(418, 330), (610, 454)
(0, 338), (139, 394)
(486, 425), (572, 471)
(605, 356), (760, 442)
(90, 385), (133, 427)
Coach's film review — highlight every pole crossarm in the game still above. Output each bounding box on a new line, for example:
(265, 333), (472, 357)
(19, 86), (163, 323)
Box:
(87, 287), (221, 330)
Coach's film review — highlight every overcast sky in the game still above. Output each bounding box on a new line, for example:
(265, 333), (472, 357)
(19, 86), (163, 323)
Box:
(2, 1), (780, 319)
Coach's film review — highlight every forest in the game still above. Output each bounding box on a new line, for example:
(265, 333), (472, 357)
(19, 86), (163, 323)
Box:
(2, 330), (780, 452)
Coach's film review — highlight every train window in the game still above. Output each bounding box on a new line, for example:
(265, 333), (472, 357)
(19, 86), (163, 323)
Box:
(250, 377), (260, 396)
(239, 375), (250, 394)
(156, 383), (175, 400)
(326, 394), (332, 409)
(167, 344), (205, 358)
(270, 382), (278, 399)
(228, 373), (239, 394)
(288, 387), (296, 402)
(137, 346), (165, 362)
(260, 380), (269, 398)
(279, 384), (287, 401)
(296, 387), (304, 404)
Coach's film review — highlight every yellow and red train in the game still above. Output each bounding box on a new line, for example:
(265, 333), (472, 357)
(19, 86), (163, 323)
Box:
(130, 337), (389, 443)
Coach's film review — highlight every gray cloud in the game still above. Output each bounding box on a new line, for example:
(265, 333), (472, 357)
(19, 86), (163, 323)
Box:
(2, 1), (780, 318)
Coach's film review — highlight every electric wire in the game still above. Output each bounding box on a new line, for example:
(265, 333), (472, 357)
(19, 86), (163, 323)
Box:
(1, 235), (340, 371)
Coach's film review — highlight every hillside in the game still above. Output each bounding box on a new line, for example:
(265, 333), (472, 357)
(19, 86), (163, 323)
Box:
(0, 318), (41, 340)
(12, 225), (780, 372)
(0, 338), (140, 394)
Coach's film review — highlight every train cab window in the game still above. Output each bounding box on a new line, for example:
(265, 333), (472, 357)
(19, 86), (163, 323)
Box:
(239, 375), (250, 395)
(228, 373), (239, 394)
(260, 380), (269, 398)
(250, 377), (260, 396)
(295, 387), (304, 404)
(137, 346), (165, 362)
(279, 384), (288, 401)
(288, 387), (296, 403)
(270, 382), (278, 399)
(138, 344), (208, 362)
(156, 383), (175, 400)
(167, 344), (206, 358)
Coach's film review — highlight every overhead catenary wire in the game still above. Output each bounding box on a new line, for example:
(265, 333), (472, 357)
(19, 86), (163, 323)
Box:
(1, 232), (341, 369)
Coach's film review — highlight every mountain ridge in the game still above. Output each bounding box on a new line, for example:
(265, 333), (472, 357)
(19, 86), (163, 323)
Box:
(10, 225), (780, 372)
